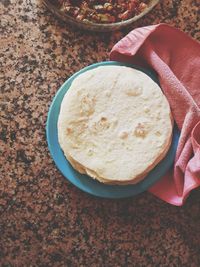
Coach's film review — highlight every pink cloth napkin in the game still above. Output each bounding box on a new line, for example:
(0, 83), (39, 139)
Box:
(110, 24), (200, 206)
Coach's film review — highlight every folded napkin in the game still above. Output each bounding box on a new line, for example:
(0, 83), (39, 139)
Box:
(110, 24), (200, 206)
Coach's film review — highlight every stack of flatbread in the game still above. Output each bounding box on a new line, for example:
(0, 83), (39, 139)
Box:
(58, 66), (173, 185)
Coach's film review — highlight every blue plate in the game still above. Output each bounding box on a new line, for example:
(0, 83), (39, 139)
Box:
(46, 61), (180, 199)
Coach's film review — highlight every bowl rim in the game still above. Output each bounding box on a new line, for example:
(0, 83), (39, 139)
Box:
(43, 0), (160, 29)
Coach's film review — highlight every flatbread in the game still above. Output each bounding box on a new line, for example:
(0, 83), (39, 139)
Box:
(58, 66), (173, 184)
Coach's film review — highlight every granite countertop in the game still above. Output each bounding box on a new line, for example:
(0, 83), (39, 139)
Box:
(1, 0), (200, 266)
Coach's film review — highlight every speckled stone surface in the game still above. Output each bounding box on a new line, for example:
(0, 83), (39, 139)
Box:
(1, 0), (200, 266)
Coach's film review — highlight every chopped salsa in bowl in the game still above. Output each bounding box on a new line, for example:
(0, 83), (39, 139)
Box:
(54, 0), (150, 23)
(44, 0), (159, 31)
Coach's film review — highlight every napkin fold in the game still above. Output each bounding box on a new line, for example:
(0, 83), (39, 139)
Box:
(110, 24), (200, 206)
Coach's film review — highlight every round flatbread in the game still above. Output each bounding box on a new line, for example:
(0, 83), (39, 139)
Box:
(58, 66), (173, 185)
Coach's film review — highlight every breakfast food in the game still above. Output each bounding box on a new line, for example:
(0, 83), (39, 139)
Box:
(58, 65), (173, 185)
(54, 0), (150, 23)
